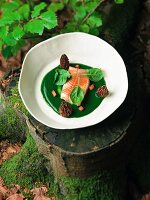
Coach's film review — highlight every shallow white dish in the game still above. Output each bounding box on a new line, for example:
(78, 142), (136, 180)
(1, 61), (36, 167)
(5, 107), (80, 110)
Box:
(19, 32), (128, 129)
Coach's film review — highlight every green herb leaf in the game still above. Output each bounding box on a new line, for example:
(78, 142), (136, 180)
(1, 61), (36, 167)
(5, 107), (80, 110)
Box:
(31, 2), (47, 18)
(55, 69), (71, 85)
(18, 4), (30, 20)
(12, 26), (24, 40)
(114, 0), (124, 4)
(24, 19), (44, 35)
(70, 86), (84, 105)
(87, 68), (104, 82)
(41, 11), (57, 29)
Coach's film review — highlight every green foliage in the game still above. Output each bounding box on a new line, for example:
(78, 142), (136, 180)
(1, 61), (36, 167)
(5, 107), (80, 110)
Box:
(0, 0), (57, 57)
(0, 0), (126, 58)
(62, 1), (103, 35)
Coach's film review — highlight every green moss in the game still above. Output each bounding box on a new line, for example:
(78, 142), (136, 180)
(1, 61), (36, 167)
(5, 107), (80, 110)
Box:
(0, 106), (27, 142)
(55, 168), (126, 200)
(0, 134), (54, 197)
(6, 83), (29, 116)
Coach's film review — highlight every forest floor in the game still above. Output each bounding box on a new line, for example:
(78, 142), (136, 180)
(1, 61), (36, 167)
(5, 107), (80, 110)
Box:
(0, 1), (150, 200)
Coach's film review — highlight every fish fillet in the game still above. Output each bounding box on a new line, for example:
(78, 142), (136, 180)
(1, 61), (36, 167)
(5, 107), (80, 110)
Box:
(61, 66), (90, 104)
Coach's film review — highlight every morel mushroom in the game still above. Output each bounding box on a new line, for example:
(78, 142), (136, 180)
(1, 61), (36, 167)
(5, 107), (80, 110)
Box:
(96, 85), (109, 98)
(60, 54), (69, 69)
(59, 101), (72, 117)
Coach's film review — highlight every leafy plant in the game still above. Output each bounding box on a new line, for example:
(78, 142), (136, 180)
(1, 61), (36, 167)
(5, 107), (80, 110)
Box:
(0, 0), (124, 58)
(0, 0), (57, 58)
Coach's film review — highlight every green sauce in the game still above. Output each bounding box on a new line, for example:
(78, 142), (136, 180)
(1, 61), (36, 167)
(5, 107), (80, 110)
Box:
(41, 64), (106, 118)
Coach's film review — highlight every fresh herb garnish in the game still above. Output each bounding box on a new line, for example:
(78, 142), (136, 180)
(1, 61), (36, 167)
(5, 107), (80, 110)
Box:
(55, 69), (71, 85)
(70, 86), (84, 105)
(87, 68), (104, 82)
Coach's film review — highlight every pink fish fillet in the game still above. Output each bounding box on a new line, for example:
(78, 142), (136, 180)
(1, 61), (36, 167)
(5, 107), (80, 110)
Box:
(61, 66), (90, 104)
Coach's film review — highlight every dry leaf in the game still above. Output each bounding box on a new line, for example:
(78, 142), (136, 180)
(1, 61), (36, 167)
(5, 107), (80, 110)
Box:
(0, 185), (8, 196)
(0, 192), (3, 200)
(6, 193), (24, 200)
(0, 177), (5, 186)
(31, 187), (51, 200)
(6, 146), (18, 154)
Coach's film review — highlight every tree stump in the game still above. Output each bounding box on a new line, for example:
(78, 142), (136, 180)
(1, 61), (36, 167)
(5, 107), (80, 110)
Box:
(26, 80), (144, 178)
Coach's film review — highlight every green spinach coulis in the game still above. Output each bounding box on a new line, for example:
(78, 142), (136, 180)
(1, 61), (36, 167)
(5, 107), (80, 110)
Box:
(41, 64), (106, 118)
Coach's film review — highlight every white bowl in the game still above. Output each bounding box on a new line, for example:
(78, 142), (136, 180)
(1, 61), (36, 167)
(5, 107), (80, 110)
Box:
(19, 32), (128, 129)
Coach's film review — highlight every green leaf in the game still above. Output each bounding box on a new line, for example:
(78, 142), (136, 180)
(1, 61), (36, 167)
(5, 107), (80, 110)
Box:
(31, 2), (47, 18)
(12, 26), (24, 40)
(18, 4), (30, 20)
(24, 19), (44, 35)
(2, 1), (20, 12)
(87, 12), (102, 28)
(74, 7), (86, 21)
(80, 24), (90, 33)
(0, 26), (8, 39)
(11, 39), (25, 55)
(114, 0), (124, 4)
(0, 12), (20, 27)
(87, 68), (104, 82)
(48, 2), (64, 12)
(85, 2), (98, 12)
(2, 46), (12, 59)
(62, 22), (77, 33)
(0, 41), (3, 51)
(4, 33), (17, 46)
(41, 11), (57, 30)
(70, 86), (84, 105)
(89, 28), (100, 36)
(55, 69), (71, 85)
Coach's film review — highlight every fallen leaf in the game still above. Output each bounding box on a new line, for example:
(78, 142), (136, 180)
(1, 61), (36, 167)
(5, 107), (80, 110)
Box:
(31, 187), (51, 200)
(6, 193), (24, 200)
(6, 146), (18, 154)
(0, 192), (3, 200)
(9, 184), (20, 195)
(0, 177), (5, 186)
(0, 185), (8, 198)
